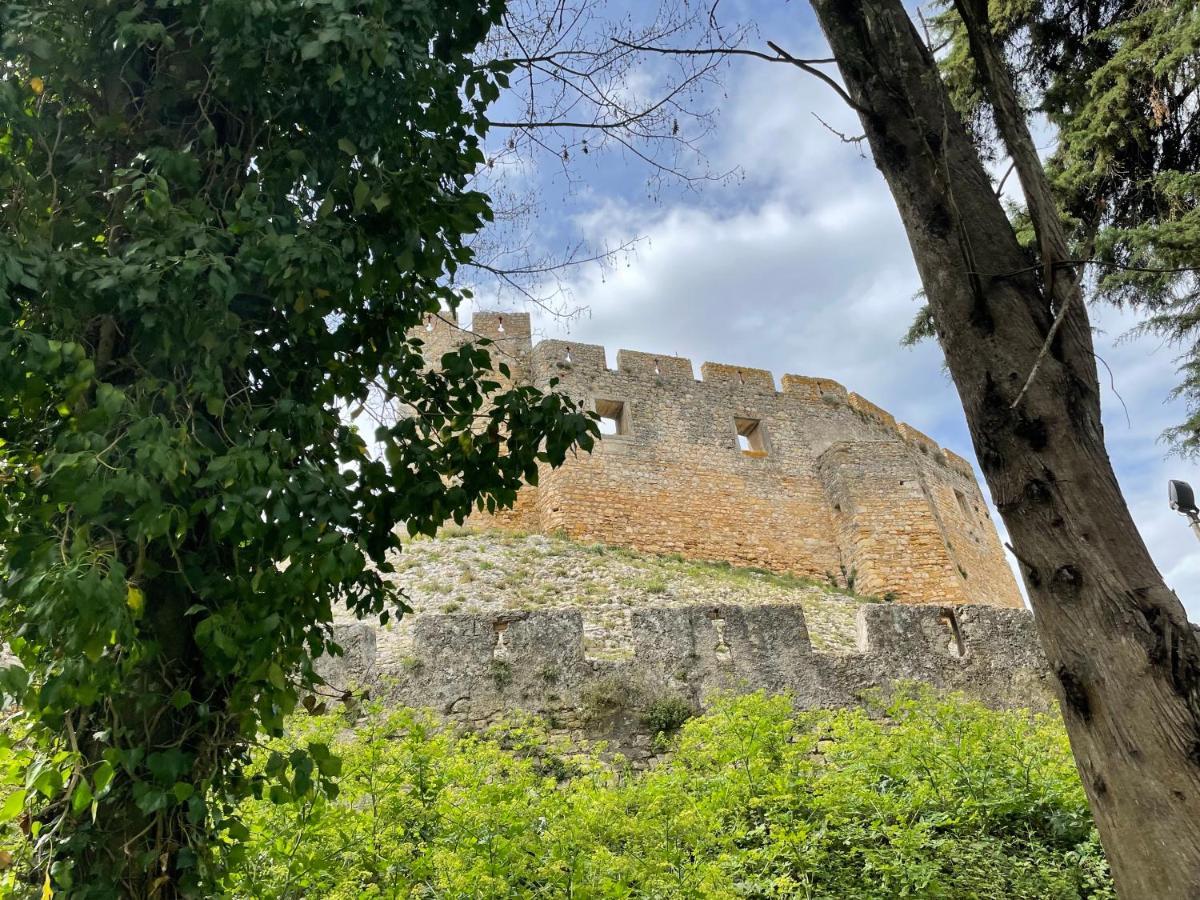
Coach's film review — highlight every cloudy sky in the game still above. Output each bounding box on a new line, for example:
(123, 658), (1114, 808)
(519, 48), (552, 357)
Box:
(463, 2), (1200, 617)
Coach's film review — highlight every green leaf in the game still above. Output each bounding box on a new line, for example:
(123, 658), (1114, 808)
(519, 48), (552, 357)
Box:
(126, 585), (144, 616)
(71, 780), (94, 814)
(0, 790), (25, 824)
(31, 766), (62, 799)
(96, 382), (123, 416)
(92, 762), (115, 798)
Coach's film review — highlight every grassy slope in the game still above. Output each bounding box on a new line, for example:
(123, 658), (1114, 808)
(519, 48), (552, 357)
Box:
(386, 529), (871, 653)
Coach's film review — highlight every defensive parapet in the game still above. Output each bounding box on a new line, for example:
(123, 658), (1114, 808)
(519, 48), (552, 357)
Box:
(409, 311), (1024, 609)
(320, 603), (1052, 763)
(417, 309), (533, 384)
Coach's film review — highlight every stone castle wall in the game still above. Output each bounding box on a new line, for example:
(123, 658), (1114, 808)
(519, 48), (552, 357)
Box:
(320, 602), (1052, 763)
(415, 311), (1023, 609)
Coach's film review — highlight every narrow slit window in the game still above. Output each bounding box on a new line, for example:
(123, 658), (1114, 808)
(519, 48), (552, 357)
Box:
(735, 417), (767, 455)
(954, 488), (972, 518)
(596, 399), (630, 436)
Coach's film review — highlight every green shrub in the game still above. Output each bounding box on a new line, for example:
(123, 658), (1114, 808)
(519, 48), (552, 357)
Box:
(224, 688), (1114, 899)
(489, 659), (513, 690)
(641, 694), (695, 737)
(580, 674), (641, 720)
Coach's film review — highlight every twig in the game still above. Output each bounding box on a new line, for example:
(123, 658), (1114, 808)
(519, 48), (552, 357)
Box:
(990, 253), (1196, 408)
(611, 37), (833, 66)
(708, 0), (722, 29)
(767, 41), (863, 113)
(810, 112), (867, 156)
(608, 37), (861, 112)
(1010, 291), (1074, 410)
(994, 160), (1016, 198)
(1004, 542), (1039, 578)
(916, 8), (953, 55)
(1094, 351), (1131, 429)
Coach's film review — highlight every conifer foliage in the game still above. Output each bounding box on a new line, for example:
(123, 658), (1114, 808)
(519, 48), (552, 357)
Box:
(0, 1), (593, 894)
(934, 0), (1200, 445)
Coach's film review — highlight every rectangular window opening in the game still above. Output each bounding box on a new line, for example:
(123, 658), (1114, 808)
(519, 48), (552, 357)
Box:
(595, 398), (630, 436)
(735, 417), (767, 456)
(954, 488), (972, 518)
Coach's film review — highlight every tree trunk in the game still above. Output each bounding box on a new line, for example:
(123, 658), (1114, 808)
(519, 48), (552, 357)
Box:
(808, 2), (1200, 896)
(70, 588), (212, 897)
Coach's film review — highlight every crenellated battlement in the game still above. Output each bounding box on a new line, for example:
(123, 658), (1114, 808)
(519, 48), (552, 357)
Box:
(409, 311), (1024, 610)
(616, 349), (695, 380)
(781, 374), (849, 402)
(698, 361), (776, 391)
(943, 449), (977, 479)
(320, 602), (1051, 761)
(532, 339), (608, 372)
(520, 336), (968, 479)
(844, 392), (892, 429)
(471, 310), (532, 342)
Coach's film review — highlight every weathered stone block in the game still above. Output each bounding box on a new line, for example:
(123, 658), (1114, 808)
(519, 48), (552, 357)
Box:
(848, 393), (898, 429)
(856, 604), (962, 658)
(616, 349), (695, 380)
(314, 623), (377, 689)
(700, 361), (775, 391)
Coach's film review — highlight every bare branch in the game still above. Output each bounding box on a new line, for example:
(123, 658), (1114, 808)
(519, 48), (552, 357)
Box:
(1009, 290), (1075, 410)
(604, 35), (861, 113)
(611, 37), (835, 66)
(810, 111), (867, 156)
(765, 41), (863, 113)
(993, 160), (1016, 198)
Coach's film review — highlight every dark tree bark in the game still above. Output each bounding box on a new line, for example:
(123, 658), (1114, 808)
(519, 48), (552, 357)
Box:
(808, 1), (1200, 896)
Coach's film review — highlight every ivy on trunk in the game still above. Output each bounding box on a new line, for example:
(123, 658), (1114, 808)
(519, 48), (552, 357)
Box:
(0, 1), (594, 895)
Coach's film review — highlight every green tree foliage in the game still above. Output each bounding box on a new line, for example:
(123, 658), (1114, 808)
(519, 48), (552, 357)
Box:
(929, 1), (1200, 445)
(0, 1), (594, 894)
(222, 690), (1114, 898)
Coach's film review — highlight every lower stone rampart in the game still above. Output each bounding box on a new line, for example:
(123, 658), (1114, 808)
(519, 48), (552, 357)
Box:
(319, 603), (1052, 763)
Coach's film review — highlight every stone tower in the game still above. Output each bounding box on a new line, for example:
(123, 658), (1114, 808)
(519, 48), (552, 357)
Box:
(414, 310), (1024, 609)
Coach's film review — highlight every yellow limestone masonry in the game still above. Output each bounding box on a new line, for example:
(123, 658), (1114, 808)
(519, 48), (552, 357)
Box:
(414, 311), (1024, 609)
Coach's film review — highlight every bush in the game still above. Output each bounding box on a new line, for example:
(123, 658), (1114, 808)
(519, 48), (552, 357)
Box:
(223, 689), (1114, 899)
(580, 674), (642, 721)
(641, 694), (695, 736)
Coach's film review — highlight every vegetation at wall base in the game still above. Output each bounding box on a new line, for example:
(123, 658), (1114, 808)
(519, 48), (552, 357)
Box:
(210, 688), (1110, 899)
